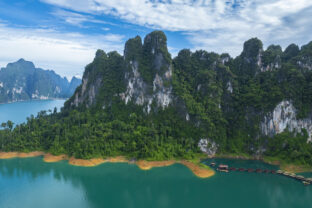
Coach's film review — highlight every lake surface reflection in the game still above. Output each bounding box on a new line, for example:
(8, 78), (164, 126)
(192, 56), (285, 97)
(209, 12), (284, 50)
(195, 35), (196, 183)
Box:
(0, 157), (311, 208)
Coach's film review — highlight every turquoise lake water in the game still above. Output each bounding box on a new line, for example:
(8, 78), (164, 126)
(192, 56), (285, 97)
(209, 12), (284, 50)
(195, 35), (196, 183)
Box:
(0, 100), (311, 208)
(0, 99), (65, 125)
(0, 157), (311, 208)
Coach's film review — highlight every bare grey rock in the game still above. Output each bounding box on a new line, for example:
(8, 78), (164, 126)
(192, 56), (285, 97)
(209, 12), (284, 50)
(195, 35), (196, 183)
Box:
(198, 138), (218, 156)
(261, 100), (312, 142)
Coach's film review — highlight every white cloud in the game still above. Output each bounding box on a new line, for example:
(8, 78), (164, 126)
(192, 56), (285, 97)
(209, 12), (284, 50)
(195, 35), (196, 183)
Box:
(0, 23), (124, 78)
(41, 0), (312, 56)
(51, 9), (114, 27)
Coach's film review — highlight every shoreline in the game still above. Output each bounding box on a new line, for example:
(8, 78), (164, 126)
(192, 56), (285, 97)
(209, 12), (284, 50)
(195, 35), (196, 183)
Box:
(0, 152), (215, 178)
(212, 154), (312, 173)
(0, 151), (45, 159)
(2, 151), (310, 174)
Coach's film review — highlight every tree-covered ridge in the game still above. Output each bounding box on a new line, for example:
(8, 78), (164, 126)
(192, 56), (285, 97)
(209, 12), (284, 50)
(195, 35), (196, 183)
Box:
(1, 31), (312, 167)
(0, 59), (81, 103)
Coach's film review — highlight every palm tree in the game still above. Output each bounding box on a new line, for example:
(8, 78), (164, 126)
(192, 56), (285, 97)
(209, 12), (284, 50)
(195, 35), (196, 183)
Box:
(6, 120), (14, 131)
(1, 122), (7, 129)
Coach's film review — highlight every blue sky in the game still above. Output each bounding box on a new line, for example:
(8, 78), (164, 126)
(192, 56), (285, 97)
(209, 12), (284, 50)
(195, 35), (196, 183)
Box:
(0, 0), (312, 78)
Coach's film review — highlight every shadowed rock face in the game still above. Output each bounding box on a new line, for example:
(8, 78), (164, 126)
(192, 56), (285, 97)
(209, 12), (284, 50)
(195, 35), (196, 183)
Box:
(0, 59), (81, 103)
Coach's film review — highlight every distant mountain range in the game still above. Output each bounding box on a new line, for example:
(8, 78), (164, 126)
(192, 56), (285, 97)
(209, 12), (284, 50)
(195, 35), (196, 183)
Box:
(0, 59), (81, 103)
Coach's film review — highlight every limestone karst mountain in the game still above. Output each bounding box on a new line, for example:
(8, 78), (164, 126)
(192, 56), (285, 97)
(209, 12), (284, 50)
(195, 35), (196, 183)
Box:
(0, 59), (81, 103)
(1, 31), (312, 165)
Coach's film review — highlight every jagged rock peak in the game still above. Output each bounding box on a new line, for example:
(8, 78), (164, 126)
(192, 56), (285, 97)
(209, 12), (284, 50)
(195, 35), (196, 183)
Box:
(220, 53), (231, 64)
(237, 38), (266, 75)
(301, 41), (312, 54)
(124, 31), (170, 63)
(6, 58), (35, 69)
(143, 31), (168, 53)
(17, 58), (27, 63)
(95, 49), (106, 59)
(283, 44), (299, 61)
(124, 36), (142, 61)
(266, 45), (282, 54)
(241, 38), (263, 61)
(142, 31), (171, 65)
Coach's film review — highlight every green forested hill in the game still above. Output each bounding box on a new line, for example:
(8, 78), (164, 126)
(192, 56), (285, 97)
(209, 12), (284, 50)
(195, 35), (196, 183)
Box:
(1, 31), (312, 166)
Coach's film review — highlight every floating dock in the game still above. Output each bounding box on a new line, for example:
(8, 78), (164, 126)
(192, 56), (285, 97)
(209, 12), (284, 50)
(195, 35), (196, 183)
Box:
(209, 162), (311, 186)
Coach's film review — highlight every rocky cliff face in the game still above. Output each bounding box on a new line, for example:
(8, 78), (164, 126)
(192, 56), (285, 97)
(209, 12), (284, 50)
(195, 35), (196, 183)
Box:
(0, 59), (81, 103)
(198, 138), (218, 156)
(70, 31), (172, 113)
(121, 32), (172, 113)
(66, 30), (312, 154)
(261, 101), (312, 142)
(120, 60), (172, 113)
(72, 75), (101, 107)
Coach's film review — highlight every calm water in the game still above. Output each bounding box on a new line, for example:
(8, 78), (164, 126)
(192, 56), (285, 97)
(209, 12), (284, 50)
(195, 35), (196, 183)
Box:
(0, 157), (311, 208)
(0, 99), (65, 125)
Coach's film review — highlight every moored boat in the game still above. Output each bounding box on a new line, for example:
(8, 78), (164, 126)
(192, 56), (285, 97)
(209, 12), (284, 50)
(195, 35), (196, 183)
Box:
(217, 164), (229, 172)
